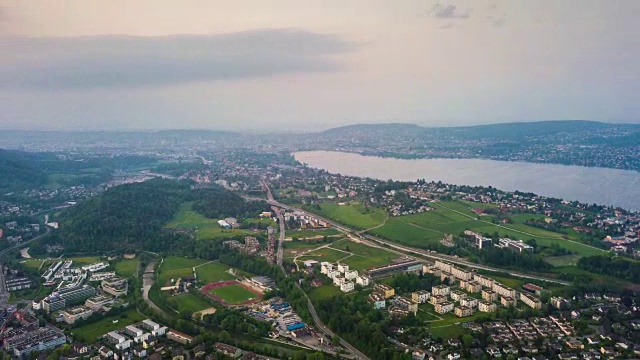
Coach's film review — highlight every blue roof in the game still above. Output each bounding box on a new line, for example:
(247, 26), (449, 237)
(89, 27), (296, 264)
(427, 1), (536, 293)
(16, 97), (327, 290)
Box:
(286, 323), (305, 331)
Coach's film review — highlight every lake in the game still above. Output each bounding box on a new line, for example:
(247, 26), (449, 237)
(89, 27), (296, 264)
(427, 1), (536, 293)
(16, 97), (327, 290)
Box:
(294, 151), (640, 211)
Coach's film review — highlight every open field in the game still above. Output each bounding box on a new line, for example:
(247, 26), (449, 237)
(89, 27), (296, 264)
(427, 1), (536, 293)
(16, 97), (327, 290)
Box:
(284, 241), (331, 258)
(194, 262), (236, 283)
(286, 228), (341, 239)
(546, 255), (582, 267)
(166, 203), (260, 240)
(158, 256), (205, 284)
(297, 247), (349, 264)
(70, 309), (145, 343)
(309, 285), (341, 302)
(171, 293), (211, 313)
(362, 200), (606, 257)
(315, 202), (387, 230)
(114, 259), (140, 277)
(328, 239), (398, 271)
(202, 281), (262, 305)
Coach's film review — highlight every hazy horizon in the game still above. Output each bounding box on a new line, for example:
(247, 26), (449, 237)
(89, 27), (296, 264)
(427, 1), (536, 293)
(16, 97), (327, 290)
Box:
(1, 1), (638, 131)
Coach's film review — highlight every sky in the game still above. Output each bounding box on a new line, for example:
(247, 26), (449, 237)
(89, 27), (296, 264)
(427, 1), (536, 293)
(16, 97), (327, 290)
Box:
(0, 0), (638, 131)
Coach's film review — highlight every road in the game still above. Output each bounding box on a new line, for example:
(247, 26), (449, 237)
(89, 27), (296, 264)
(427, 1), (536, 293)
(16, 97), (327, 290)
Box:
(264, 199), (571, 286)
(0, 229), (51, 307)
(262, 181), (370, 360)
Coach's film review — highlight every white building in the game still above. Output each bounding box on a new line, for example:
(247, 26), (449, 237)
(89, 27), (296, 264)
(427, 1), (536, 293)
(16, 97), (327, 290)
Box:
(460, 297), (478, 309)
(432, 285), (450, 296)
(344, 269), (358, 281)
(478, 301), (497, 313)
(356, 275), (371, 287)
(337, 264), (349, 273)
(434, 302), (454, 314)
(340, 281), (355, 293)
(411, 290), (431, 304)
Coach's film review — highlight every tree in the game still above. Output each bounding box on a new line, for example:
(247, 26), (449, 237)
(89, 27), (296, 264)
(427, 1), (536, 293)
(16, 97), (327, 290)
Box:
(331, 335), (341, 346)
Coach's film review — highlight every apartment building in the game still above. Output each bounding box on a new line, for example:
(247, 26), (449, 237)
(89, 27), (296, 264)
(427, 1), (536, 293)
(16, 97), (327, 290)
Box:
(374, 284), (395, 299)
(454, 306), (475, 318)
(434, 302), (454, 314)
(478, 301), (497, 313)
(520, 293), (542, 309)
(482, 289), (498, 302)
(411, 290), (431, 304)
(432, 284), (450, 296)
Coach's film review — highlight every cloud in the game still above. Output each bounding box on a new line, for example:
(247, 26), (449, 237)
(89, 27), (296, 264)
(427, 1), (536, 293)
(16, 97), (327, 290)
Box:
(0, 29), (362, 90)
(428, 3), (472, 19)
(486, 4), (507, 27)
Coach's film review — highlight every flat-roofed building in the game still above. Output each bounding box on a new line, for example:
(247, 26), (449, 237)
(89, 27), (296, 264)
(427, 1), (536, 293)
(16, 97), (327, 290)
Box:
(411, 290), (431, 304)
(492, 282), (516, 298)
(454, 306), (475, 317)
(434, 260), (452, 273)
(478, 301), (497, 313)
(450, 290), (467, 302)
(430, 294), (448, 305)
(394, 297), (418, 315)
(482, 289), (498, 302)
(344, 269), (358, 280)
(61, 306), (93, 325)
(85, 295), (115, 311)
(340, 281), (354, 293)
(434, 302), (454, 314)
(501, 296), (516, 307)
(550, 296), (571, 310)
(337, 264), (349, 273)
(374, 284), (395, 299)
(473, 274), (494, 288)
(465, 281), (482, 293)
(432, 284), (450, 296)
(368, 293), (386, 309)
(102, 278), (128, 297)
(520, 293), (542, 309)
(451, 267), (473, 281)
(356, 275), (371, 287)
(167, 330), (194, 345)
(460, 297), (478, 309)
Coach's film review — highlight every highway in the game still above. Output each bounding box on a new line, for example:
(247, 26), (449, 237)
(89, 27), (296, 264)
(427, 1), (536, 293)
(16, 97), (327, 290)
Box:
(262, 181), (370, 360)
(265, 199), (571, 286)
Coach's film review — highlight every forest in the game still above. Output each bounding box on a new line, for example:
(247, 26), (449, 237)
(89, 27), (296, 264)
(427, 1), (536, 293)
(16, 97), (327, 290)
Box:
(578, 255), (640, 283)
(191, 187), (269, 220)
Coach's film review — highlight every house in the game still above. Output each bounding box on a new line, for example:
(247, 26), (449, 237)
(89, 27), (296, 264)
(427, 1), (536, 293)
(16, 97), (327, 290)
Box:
(214, 342), (241, 358)
(167, 330), (194, 345)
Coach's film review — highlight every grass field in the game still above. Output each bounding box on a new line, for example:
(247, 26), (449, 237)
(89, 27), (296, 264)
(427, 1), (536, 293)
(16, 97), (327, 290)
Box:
(171, 293), (211, 313)
(284, 240), (331, 258)
(114, 259), (140, 277)
(546, 255), (582, 267)
(166, 203), (260, 240)
(70, 309), (145, 343)
(286, 228), (341, 239)
(209, 284), (258, 304)
(328, 239), (398, 271)
(362, 200), (606, 257)
(194, 262), (236, 283)
(297, 247), (349, 264)
(315, 202), (387, 230)
(158, 256), (206, 284)
(309, 285), (341, 301)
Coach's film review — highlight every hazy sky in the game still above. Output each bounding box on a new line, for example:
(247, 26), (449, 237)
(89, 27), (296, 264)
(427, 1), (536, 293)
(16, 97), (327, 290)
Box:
(0, 0), (638, 131)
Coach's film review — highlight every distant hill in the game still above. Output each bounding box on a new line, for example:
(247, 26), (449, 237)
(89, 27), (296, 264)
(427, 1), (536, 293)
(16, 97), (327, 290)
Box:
(0, 149), (53, 191)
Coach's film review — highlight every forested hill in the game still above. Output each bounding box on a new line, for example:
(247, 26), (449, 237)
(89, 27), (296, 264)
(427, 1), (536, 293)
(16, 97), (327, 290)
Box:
(55, 179), (269, 253)
(58, 178), (191, 253)
(0, 149), (52, 191)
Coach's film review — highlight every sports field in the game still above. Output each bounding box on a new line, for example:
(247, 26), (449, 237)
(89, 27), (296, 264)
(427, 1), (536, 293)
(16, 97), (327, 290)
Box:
(158, 256), (205, 284)
(171, 293), (211, 313)
(201, 281), (262, 306)
(194, 262), (235, 283)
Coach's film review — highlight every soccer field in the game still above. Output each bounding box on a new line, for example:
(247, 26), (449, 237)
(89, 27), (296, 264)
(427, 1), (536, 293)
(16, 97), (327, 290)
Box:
(208, 284), (260, 304)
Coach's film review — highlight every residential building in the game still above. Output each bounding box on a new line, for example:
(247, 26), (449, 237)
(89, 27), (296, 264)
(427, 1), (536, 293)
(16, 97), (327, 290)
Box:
(434, 260), (452, 273)
(451, 267), (473, 281)
(6, 278), (31, 292)
(475, 237), (493, 249)
(465, 281), (482, 293)
(61, 306), (93, 325)
(550, 296), (571, 310)
(411, 290), (431, 304)
(368, 293), (386, 309)
(344, 269), (358, 280)
(432, 284), (450, 296)
(374, 284), (395, 299)
(482, 289), (498, 302)
(434, 302), (454, 314)
(492, 282), (516, 298)
(520, 293), (542, 309)
(214, 343), (241, 358)
(478, 301), (497, 313)
(340, 281), (354, 293)
(394, 297), (418, 314)
(450, 290), (467, 302)
(454, 306), (474, 318)
(430, 294), (448, 305)
(337, 264), (349, 273)
(496, 238), (534, 253)
(473, 274), (494, 288)
(102, 277), (128, 297)
(167, 330), (193, 345)
(3, 325), (66, 356)
(460, 297), (478, 309)
(501, 296), (516, 307)
(355, 274), (371, 287)
(85, 295), (115, 311)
